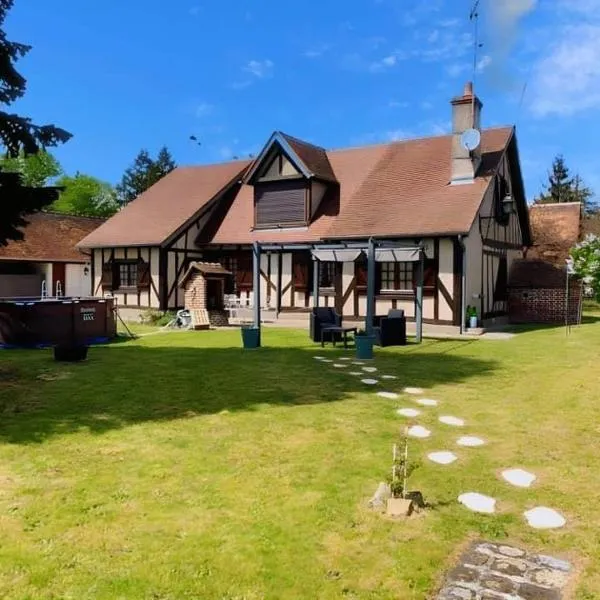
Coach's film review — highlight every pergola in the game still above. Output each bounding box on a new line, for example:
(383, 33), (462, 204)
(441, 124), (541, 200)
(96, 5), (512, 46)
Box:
(250, 238), (425, 347)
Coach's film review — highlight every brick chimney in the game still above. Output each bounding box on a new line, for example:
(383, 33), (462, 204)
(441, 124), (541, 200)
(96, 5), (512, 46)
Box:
(450, 82), (483, 184)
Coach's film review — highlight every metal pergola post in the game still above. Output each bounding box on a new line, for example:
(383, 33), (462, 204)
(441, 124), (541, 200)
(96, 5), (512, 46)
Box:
(366, 237), (376, 336)
(313, 258), (320, 308)
(252, 241), (261, 344)
(415, 250), (424, 343)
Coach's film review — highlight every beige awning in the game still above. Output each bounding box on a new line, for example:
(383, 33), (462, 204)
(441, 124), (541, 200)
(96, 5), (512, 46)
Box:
(375, 248), (422, 263)
(311, 249), (363, 262)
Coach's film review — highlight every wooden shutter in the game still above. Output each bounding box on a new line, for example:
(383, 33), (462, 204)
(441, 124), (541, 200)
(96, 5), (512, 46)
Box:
(236, 254), (253, 290)
(100, 263), (113, 289)
(137, 261), (150, 289)
(293, 254), (310, 290)
(423, 259), (437, 296)
(255, 181), (306, 227)
(355, 259), (368, 288)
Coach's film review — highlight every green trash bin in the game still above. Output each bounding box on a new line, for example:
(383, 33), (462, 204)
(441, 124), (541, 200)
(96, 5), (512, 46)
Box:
(355, 334), (375, 360)
(241, 326), (260, 349)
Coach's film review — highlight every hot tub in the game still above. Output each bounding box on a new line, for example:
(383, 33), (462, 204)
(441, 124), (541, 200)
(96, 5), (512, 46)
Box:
(0, 297), (117, 348)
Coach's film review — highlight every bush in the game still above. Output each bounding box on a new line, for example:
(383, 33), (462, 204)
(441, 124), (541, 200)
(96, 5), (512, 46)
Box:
(140, 309), (177, 327)
(571, 234), (600, 301)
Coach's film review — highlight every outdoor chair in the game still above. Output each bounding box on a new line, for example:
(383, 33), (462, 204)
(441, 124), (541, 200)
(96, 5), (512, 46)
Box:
(373, 309), (407, 347)
(310, 307), (342, 343)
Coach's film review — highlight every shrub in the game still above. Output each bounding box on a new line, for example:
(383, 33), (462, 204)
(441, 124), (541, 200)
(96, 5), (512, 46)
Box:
(140, 309), (177, 327)
(571, 234), (600, 301)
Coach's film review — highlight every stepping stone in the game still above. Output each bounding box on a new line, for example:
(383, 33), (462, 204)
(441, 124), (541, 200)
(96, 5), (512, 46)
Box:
(403, 387), (424, 395)
(348, 371), (362, 376)
(417, 398), (438, 407)
(321, 359), (333, 363)
(381, 375), (397, 380)
(397, 408), (421, 418)
(407, 425), (431, 438)
(457, 436), (485, 447)
(362, 367), (377, 373)
(361, 379), (378, 385)
(524, 507), (566, 529)
(339, 358), (352, 361)
(333, 364), (347, 368)
(428, 451), (458, 465)
(313, 356), (326, 360)
(377, 391), (399, 400)
(439, 416), (465, 427)
(458, 492), (496, 514)
(352, 362), (364, 366)
(502, 468), (536, 488)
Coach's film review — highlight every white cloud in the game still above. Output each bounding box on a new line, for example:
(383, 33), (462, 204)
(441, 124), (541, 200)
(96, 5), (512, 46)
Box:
(368, 51), (406, 73)
(530, 24), (600, 116)
(303, 44), (332, 59)
(388, 100), (409, 108)
(230, 80), (252, 91)
(382, 55), (397, 67)
(428, 30), (440, 44)
(195, 102), (213, 117)
(189, 5), (200, 16)
(476, 55), (492, 73)
(244, 59), (274, 79)
(446, 62), (469, 78)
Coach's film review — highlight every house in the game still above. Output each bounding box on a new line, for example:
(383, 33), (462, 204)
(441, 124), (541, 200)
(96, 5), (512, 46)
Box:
(508, 202), (582, 324)
(0, 212), (103, 299)
(78, 83), (531, 328)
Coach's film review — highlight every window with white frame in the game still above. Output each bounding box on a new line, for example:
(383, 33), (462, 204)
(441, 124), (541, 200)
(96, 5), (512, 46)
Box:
(379, 262), (413, 292)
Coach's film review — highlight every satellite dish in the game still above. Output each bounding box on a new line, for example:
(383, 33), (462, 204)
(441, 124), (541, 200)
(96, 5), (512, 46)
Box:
(461, 128), (481, 152)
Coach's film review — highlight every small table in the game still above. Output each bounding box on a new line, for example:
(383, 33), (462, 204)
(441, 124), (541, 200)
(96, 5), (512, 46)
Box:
(321, 326), (358, 348)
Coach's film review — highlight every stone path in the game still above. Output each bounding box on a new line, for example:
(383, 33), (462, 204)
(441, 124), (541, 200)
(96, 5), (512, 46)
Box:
(437, 540), (572, 600)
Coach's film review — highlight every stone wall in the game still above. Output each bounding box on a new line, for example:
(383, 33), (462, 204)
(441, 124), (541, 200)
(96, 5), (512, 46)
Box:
(209, 310), (229, 327)
(508, 282), (582, 324)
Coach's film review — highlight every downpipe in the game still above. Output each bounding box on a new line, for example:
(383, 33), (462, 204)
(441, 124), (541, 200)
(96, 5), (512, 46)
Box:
(458, 235), (467, 336)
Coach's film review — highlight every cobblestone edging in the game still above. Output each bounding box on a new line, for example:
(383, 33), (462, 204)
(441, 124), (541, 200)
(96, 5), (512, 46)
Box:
(437, 541), (572, 600)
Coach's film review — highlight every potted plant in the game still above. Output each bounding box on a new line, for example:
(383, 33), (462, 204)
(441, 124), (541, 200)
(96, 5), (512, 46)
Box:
(467, 306), (478, 329)
(355, 329), (376, 360)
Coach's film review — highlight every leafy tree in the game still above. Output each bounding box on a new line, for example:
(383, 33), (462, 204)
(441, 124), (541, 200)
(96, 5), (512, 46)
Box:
(51, 173), (119, 218)
(535, 155), (596, 213)
(570, 234), (600, 301)
(116, 146), (176, 205)
(0, 0), (71, 245)
(0, 149), (62, 187)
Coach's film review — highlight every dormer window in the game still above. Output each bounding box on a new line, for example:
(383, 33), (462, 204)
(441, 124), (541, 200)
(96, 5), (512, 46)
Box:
(245, 131), (338, 230)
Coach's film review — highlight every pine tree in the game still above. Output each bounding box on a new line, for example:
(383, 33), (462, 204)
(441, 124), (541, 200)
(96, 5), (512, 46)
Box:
(0, 0), (71, 245)
(535, 155), (596, 213)
(116, 147), (176, 205)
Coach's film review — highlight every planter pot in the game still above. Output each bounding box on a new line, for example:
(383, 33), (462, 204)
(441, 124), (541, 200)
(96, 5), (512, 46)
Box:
(469, 316), (478, 329)
(54, 345), (88, 362)
(355, 335), (376, 360)
(241, 326), (260, 349)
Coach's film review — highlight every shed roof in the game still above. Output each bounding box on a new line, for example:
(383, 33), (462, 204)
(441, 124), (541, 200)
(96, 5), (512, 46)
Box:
(179, 261), (231, 287)
(0, 212), (103, 263)
(509, 259), (570, 289)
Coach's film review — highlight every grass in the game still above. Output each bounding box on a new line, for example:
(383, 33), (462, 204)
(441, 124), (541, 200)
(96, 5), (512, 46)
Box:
(1, 316), (600, 599)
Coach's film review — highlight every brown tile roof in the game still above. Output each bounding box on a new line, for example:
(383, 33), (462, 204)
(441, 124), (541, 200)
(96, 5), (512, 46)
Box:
(77, 126), (515, 249)
(527, 202), (581, 265)
(78, 160), (251, 248)
(211, 127), (514, 244)
(179, 261), (231, 287)
(508, 258), (569, 289)
(0, 212), (103, 263)
(280, 133), (337, 182)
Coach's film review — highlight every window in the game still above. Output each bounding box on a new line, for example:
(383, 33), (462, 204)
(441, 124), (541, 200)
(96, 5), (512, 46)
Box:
(319, 262), (335, 289)
(379, 262), (413, 292)
(117, 262), (137, 289)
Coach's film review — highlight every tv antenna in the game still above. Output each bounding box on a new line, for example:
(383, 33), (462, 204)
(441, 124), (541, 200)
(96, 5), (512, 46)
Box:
(469, 0), (484, 123)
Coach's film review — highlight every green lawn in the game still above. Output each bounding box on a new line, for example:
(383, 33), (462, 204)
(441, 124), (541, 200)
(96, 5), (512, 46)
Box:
(1, 316), (600, 599)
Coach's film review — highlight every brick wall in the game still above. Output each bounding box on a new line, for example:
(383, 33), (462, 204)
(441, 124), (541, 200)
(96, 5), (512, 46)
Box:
(209, 310), (229, 327)
(184, 272), (206, 311)
(508, 283), (582, 324)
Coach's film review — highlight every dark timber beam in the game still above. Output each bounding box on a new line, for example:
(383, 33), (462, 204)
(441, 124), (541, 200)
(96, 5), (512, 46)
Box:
(415, 251), (424, 343)
(366, 237), (376, 336)
(252, 241), (261, 345)
(313, 258), (320, 309)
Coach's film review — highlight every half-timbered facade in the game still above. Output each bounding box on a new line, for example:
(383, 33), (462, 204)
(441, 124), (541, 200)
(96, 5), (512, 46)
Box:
(78, 83), (532, 326)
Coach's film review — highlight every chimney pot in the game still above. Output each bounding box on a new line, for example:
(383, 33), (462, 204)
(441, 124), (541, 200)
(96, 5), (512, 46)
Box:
(464, 81), (473, 97)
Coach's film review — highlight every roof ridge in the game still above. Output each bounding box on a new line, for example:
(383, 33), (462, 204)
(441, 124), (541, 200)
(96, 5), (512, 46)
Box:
(40, 211), (107, 222)
(325, 125), (514, 155)
(278, 131), (328, 152)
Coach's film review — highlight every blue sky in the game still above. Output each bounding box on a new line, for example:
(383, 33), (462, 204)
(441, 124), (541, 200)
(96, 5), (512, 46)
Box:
(6, 0), (600, 201)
